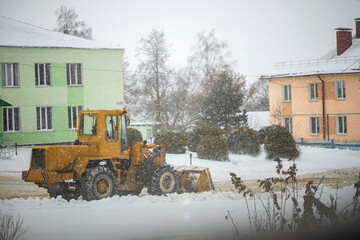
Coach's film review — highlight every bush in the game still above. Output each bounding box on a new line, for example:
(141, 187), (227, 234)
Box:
(187, 124), (223, 152)
(264, 127), (299, 159)
(127, 128), (143, 146)
(257, 125), (288, 145)
(154, 132), (186, 154)
(196, 136), (229, 161)
(225, 127), (260, 156)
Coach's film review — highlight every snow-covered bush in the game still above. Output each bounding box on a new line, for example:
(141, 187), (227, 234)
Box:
(187, 124), (222, 152)
(264, 127), (299, 159)
(225, 127), (260, 156)
(257, 125), (287, 145)
(196, 136), (229, 161)
(155, 132), (186, 154)
(127, 128), (143, 146)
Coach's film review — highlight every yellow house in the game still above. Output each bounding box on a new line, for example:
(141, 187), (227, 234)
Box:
(264, 18), (360, 143)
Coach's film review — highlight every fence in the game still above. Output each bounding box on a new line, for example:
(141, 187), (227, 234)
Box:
(296, 138), (360, 151)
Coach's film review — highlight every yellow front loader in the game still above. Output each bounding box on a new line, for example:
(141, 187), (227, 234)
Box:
(22, 108), (214, 201)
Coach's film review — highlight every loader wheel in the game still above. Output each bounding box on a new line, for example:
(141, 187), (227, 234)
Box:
(80, 166), (115, 201)
(148, 164), (179, 196)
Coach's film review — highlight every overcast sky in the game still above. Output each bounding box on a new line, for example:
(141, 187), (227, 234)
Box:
(1, 0), (360, 82)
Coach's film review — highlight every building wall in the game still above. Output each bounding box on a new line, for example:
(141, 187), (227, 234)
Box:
(0, 47), (124, 145)
(129, 124), (154, 142)
(269, 73), (360, 142)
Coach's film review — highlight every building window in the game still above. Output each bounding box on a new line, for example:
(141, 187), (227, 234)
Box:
(310, 117), (319, 135)
(308, 83), (318, 101)
(3, 107), (20, 132)
(335, 81), (346, 100)
(36, 106), (53, 130)
(67, 63), (82, 86)
(281, 84), (292, 102)
(68, 106), (83, 129)
(283, 118), (292, 134)
(35, 63), (51, 86)
(336, 116), (347, 135)
(1, 63), (19, 87)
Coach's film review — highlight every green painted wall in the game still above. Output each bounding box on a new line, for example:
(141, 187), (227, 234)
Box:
(0, 47), (124, 145)
(129, 124), (154, 142)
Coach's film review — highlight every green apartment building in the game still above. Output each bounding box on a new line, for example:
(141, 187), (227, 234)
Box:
(0, 16), (124, 145)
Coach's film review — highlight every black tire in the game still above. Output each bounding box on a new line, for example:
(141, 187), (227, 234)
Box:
(80, 166), (116, 201)
(148, 164), (179, 196)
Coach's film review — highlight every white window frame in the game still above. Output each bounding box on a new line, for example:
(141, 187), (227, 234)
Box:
(1, 63), (20, 88)
(281, 84), (292, 102)
(36, 106), (53, 131)
(35, 63), (52, 87)
(68, 106), (83, 129)
(309, 117), (320, 135)
(2, 107), (21, 132)
(308, 83), (318, 101)
(336, 116), (347, 135)
(283, 118), (293, 134)
(335, 81), (346, 100)
(67, 63), (83, 86)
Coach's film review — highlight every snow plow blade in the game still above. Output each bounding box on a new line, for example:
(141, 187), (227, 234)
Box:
(174, 166), (215, 192)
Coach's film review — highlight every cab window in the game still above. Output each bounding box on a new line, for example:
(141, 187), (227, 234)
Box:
(106, 115), (118, 141)
(120, 114), (128, 151)
(80, 114), (97, 135)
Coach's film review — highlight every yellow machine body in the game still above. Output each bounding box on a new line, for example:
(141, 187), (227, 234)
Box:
(22, 108), (215, 200)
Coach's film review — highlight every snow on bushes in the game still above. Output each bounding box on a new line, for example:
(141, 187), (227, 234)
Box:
(225, 127), (260, 156)
(196, 136), (229, 161)
(187, 124), (222, 152)
(127, 128), (143, 146)
(264, 127), (299, 159)
(257, 125), (288, 144)
(154, 132), (186, 154)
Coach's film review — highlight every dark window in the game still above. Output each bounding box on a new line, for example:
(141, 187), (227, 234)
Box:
(67, 63), (82, 86)
(35, 63), (51, 86)
(1, 63), (19, 87)
(3, 107), (20, 132)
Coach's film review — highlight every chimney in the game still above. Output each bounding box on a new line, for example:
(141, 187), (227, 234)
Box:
(335, 27), (352, 56)
(355, 18), (360, 38)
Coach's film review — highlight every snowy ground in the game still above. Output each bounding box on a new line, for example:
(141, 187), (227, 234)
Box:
(0, 146), (359, 240)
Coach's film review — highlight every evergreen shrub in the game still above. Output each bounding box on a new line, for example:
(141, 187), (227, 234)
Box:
(187, 124), (222, 152)
(225, 127), (260, 156)
(264, 127), (299, 159)
(127, 128), (143, 146)
(155, 132), (186, 154)
(257, 125), (288, 145)
(196, 136), (229, 161)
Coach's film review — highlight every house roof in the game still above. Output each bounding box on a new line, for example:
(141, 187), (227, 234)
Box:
(262, 37), (360, 79)
(0, 15), (123, 50)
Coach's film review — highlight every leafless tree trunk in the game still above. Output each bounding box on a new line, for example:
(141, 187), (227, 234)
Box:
(54, 5), (93, 40)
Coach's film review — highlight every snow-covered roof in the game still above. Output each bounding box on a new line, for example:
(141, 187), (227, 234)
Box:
(0, 16), (122, 50)
(263, 37), (360, 79)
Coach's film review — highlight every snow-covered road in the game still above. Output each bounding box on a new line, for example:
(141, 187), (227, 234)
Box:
(0, 146), (359, 240)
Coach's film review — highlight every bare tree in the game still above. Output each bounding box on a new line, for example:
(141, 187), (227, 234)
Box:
(184, 30), (238, 126)
(245, 78), (269, 111)
(54, 5), (93, 40)
(187, 29), (237, 94)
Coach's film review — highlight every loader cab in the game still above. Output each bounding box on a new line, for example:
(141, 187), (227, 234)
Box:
(77, 109), (129, 157)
